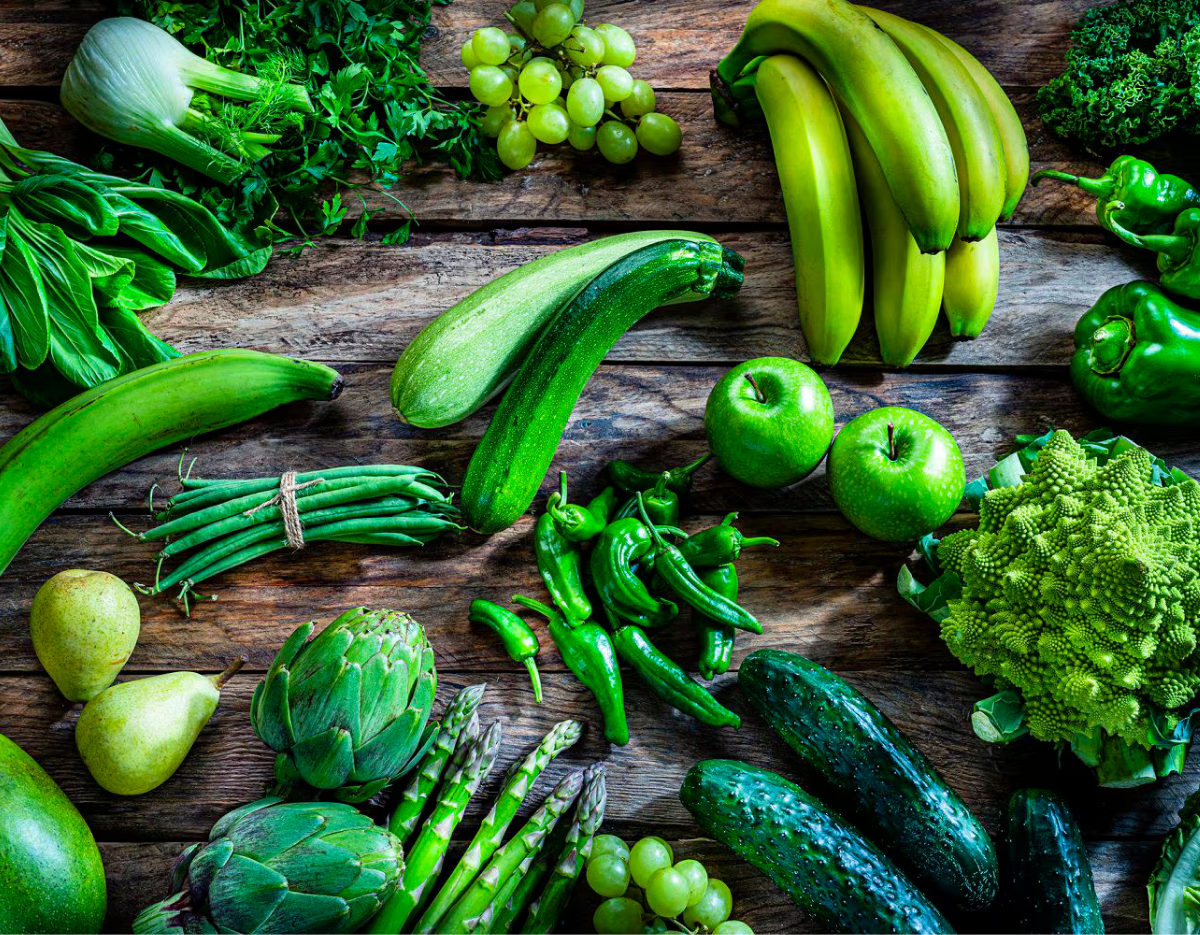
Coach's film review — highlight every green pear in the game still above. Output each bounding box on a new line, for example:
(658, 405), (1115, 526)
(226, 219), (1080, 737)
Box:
(75, 658), (243, 796)
(31, 569), (141, 702)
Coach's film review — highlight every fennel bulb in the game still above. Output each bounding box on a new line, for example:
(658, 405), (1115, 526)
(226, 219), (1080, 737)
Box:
(61, 17), (313, 185)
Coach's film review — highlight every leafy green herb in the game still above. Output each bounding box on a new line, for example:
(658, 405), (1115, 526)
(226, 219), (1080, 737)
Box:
(113, 0), (501, 244)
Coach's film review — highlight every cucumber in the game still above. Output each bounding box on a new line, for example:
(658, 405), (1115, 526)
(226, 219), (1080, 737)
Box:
(391, 230), (718, 428)
(1004, 789), (1103, 934)
(680, 759), (952, 934)
(461, 238), (744, 535)
(738, 649), (998, 912)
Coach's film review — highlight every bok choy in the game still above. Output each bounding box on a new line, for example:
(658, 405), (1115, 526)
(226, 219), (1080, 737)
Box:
(1150, 787), (1200, 934)
(61, 17), (313, 185)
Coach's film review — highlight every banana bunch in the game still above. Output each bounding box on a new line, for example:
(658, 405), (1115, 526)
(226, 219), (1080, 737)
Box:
(716, 0), (1028, 366)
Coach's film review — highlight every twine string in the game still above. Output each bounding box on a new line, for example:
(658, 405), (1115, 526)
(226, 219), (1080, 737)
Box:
(243, 471), (325, 549)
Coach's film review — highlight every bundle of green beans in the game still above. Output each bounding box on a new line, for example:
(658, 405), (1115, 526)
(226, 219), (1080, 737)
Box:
(122, 463), (461, 609)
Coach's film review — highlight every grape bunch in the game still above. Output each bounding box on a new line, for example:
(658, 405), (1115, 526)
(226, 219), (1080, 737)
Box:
(586, 834), (753, 934)
(462, 0), (683, 170)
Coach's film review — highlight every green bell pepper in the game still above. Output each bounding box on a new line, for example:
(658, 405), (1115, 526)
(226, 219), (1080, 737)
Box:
(1033, 157), (1200, 236)
(1105, 204), (1200, 301)
(1071, 280), (1200, 424)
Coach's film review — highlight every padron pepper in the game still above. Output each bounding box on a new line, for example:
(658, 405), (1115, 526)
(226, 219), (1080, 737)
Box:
(680, 512), (779, 567)
(590, 518), (679, 628)
(1104, 203), (1200, 301)
(1033, 157), (1200, 237)
(638, 494), (762, 635)
(548, 472), (617, 543)
(611, 624), (741, 729)
(1072, 280), (1200, 424)
(615, 471), (681, 525)
(696, 564), (738, 680)
(607, 452), (711, 497)
(514, 595), (629, 746)
(535, 486), (591, 623)
(468, 599), (543, 702)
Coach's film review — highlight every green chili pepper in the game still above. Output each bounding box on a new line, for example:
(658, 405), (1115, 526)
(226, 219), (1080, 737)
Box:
(637, 494), (762, 635)
(589, 518), (679, 628)
(535, 487), (591, 624)
(514, 595), (629, 746)
(1071, 280), (1200, 424)
(469, 599), (543, 703)
(679, 512), (779, 567)
(612, 624), (741, 728)
(1033, 158), (1200, 237)
(607, 452), (711, 496)
(696, 564), (738, 680)
(1104, 203), (1200, 301)
(548, 472), (617, 543)
(613, 473), (683, 525)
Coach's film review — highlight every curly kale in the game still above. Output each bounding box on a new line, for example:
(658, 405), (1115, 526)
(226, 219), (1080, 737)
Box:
(1037, 0), (1200, 151)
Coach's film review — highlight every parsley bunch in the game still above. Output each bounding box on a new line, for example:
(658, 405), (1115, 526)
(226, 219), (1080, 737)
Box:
(110, 0), (500, 245)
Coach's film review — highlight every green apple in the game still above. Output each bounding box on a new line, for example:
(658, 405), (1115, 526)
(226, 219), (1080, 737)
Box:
(827, 406), (965, 541)
(704, 357), (834, 488)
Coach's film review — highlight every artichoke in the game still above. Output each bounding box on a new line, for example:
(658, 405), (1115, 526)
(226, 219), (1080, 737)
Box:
(133, 798), (403, 934)
(251, 607), (438, 802)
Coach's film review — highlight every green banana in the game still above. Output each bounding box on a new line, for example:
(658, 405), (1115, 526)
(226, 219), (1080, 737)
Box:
(925, 27), (1029, 221)
(943, 228), (1000, 338)
(712, 0), (959, 253)
(0, 349), (343, 579)
(861, 7), (1006, 243)
(842, 109), (944, 368)
(754, 54), (864, 366)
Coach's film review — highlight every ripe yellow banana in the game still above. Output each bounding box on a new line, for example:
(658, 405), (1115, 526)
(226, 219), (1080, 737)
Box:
(714, 0), (958, 254)
(754, 54), (864, 366)
(841, 109), (945, 368)
(924, 27), (1029, 221)
(943, 229), (1000, 338)
(0, 349), (343, 578)
(861, 8), (1005, 243)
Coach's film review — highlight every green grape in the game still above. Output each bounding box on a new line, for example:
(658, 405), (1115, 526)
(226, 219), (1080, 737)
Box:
(643, 919), (669, 935)
(586, 853), (631, 898)
(673, 859), (708, 906)
(519, 58), (563, 105)
(470, 66), (514, 106)
(472, 27), (511, 66)
(597, 121), (637, 163)
(565, 25), (606, 66)
(590, 835), (631, 865)
(461, 38), (481, 70)
(568, 0), (585, 23)
(682, 879), (732, 930)
(533, 0), (559, 9)
(629, 836), (673, 888)
(509, 34), (527, 55)
(509, 0), (538, 38)
(499, 62), (519, 83)
(626, 884), (646, 907)
(595, 65), (634, 102)
(528, 102), (570, 144)
(646, 867), (689, 919)
(713, 922), (754, 934)
(566, 77), (605, 127)
(497, 120), (537, 170)
(636, 112), (682, 155)
(595, 23), (636, 67)
(567, 121), (596, 151)
(594, 898), (643, 935)
(480, 104), (514, 138)
(532, 3), (574, 47)
(620, 80), (656, 118)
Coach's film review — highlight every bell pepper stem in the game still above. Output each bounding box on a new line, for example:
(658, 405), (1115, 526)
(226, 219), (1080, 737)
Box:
(1104, 202), (1194, 265)
(741, 535), (780, 550)
(1031, 169), (1113, 198)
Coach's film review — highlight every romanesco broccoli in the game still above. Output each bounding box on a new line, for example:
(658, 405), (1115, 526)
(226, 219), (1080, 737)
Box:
(938, 430), (1200, 746)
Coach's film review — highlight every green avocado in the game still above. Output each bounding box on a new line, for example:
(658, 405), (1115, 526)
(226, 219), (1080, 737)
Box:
(0, 733), (106, 933)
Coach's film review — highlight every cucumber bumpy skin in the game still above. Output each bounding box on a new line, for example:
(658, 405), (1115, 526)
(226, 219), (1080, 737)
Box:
(738, 649), (998, 912)
(461, 239), (744, 535)
(680, 759), (953, 934)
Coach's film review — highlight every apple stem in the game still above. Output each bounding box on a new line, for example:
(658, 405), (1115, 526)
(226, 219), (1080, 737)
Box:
(745, 373), (766, 404)
(887, 422), (897, 462)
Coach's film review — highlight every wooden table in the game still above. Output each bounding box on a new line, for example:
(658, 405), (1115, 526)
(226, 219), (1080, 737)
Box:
(0, 1), (1191, 931)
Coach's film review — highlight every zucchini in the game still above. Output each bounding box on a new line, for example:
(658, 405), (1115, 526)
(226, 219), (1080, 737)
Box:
(680, 759), (952, 934)
(461, 238), (744, 535)
(1004, 789), (1103, 934)
(391, 230), (717, 428)
(738, 649), (998, 912)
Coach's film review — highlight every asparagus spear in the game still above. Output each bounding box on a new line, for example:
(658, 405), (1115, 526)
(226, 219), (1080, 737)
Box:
(435, 769), (585, 934)
(412, 719), (584, 935)
(480, 818), (572, 935)
(367, 719), (503, 934)
(522, 763), (608, 933)
(387, 683), (486, 845)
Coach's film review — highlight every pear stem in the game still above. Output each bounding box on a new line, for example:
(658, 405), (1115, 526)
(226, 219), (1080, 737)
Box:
(745, 372), (766, 404)
(212, 656), (246, 689)
(887, 423), (897, 462)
